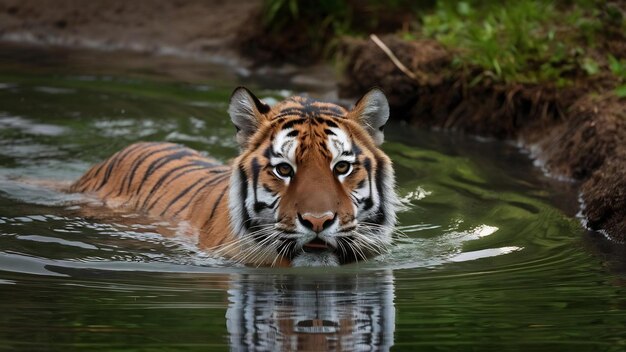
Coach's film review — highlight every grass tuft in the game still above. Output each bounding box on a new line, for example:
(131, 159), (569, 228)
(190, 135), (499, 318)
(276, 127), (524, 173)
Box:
(418, 0), (610, 85)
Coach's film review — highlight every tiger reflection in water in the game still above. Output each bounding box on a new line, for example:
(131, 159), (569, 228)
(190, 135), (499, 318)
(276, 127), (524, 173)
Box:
(226, 270), (395, 351)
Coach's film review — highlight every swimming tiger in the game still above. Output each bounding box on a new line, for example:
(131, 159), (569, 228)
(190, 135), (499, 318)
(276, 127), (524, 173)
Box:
(70, 87), (399, 267)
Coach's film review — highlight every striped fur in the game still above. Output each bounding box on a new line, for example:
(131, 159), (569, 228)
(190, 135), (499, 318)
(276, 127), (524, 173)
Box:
(71, 87), (398, 267)
(69, 142), (234, 250)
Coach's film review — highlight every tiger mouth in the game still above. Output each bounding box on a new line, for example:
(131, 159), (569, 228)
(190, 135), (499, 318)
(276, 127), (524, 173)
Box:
(302, 238), (333, 254)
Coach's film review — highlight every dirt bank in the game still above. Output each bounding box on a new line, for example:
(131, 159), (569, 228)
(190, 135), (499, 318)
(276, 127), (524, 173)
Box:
(339, 36), (625, 241)
(0, 0), (340, 94)
(0, 0), (260, 61)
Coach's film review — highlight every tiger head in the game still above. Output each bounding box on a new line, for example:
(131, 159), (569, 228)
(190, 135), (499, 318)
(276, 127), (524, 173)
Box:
(227, 87), (398, 267)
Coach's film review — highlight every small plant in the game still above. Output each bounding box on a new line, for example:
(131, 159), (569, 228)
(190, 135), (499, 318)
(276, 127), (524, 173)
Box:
(608, 55), (626, 97)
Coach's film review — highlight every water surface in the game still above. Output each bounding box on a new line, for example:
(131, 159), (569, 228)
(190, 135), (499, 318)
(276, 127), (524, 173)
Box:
(1, 45), (625, 351)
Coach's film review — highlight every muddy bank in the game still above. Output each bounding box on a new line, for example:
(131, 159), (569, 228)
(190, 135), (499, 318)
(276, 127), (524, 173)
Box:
(0, 0), (260, 61)
(339, 36), (625, 241)
(0, 0), (342, 95)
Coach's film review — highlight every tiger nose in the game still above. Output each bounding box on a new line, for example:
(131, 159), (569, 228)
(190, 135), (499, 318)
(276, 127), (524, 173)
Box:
(298, 212), (336, 233)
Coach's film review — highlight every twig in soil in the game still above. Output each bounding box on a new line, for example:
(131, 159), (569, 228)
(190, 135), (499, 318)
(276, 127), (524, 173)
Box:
(370, 34), (427, 83)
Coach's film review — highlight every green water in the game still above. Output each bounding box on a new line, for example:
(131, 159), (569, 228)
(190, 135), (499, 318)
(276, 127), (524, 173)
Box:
(0, 46), (625, 351)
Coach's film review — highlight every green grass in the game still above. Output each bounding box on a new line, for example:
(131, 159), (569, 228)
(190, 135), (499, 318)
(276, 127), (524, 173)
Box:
(608, 54), (626, 97)
(418, 0), (611, 85)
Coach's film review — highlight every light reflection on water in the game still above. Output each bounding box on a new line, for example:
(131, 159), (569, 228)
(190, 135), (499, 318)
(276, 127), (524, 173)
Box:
(1, 46), (625, 351)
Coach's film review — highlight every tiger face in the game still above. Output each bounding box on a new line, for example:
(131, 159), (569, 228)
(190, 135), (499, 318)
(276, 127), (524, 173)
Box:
(227, 88), (398, 267)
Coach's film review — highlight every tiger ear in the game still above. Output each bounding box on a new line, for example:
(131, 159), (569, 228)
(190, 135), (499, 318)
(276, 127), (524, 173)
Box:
(348, 88), (390, 146)
(228, 87), (271, 147)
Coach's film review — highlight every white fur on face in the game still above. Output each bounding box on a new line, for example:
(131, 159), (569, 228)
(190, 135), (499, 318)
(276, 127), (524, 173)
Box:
(273, 129), (298, 161)
(326, 127), (356, 183)
(269, 128), (299, 185)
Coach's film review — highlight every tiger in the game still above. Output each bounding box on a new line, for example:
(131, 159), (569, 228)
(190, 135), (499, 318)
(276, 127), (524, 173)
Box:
(70, 87), (399, 267)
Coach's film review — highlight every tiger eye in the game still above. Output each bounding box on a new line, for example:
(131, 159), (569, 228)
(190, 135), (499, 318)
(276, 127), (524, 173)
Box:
(275, 163), (294, 178)
(334, 161), (351, 175)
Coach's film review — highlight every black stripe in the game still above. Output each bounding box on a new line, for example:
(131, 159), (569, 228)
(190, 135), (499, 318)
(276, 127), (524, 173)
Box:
(158, 176), (212, 216)
(118, 144), (182, 196)
(99, 142), (161, 194)
(255, 198), (278, 213)
(312, 116), (325, 125)
(363, 157), (374, 210)
(170, 173), (230, 218)
(323, 119), (339, 128)
(95, 142), (153, 191)
(139, 163), (199, 208)
(95, 150), (130, 191)
(238, 166), (250, 231)
(263, 145), (280, 159)
(134, 150), (194, 195)
(280, 119), (306, 130)
(286, 130), (299, 137)
(251, 157), (262, 213)
(144, 166), (207, 210)
(274, 107), (305, 119)
(86, 159), (108, 180)
(374, 157), (387, 224)
(204, 185), (229, 228)
(74, 160), (106, 191)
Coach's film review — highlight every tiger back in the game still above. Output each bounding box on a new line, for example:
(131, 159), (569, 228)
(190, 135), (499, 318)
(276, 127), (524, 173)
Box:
(69, 142), (235, 249)
(71, 87), (399, 267)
